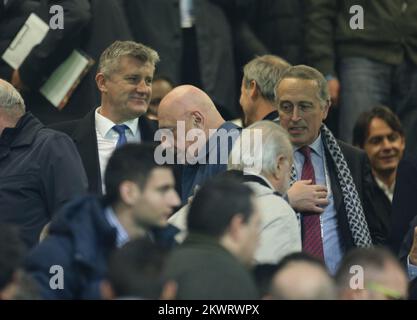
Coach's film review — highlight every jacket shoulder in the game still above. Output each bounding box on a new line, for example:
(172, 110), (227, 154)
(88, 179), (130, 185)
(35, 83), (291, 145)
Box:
(49, 119), (83, 137)
(337, 139), (366, 157)
(49, 110), (95, 138)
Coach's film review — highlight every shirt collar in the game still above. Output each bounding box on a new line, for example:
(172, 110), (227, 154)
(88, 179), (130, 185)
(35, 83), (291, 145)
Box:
(262, 110), (279, 121)
(95, 107), (139, 138)
(104, 206), (129, 248)
(374, 176), (395, 202)
(294, 133), (324, 158)
(243, 172), (276, 190)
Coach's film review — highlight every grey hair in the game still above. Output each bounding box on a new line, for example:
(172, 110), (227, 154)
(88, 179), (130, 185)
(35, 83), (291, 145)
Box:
(98, 41), (160, 77)
(276, 65), (330, 107)
(228, 120), (293, 176)
(0, 79), (26, 116)
(243, 55), (290, 103)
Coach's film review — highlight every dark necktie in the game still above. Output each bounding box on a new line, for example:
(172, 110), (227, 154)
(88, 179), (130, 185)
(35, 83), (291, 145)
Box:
(112, 124), (128, 148)
(299, 146), (324, 260)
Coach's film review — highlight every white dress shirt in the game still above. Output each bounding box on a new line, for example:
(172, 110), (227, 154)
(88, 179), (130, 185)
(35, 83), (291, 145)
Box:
(95, 107), (141, 192)
(375, 176), (395, 203)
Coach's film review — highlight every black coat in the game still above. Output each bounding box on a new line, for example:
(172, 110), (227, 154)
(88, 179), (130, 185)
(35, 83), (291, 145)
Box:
(0, 113), (87, 248)
(50, 110), (158, 195)
(367, 175), (392, 245)
(165, 233), (259, 299)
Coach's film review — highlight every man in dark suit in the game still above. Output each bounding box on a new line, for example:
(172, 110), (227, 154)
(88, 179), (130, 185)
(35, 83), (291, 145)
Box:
(275, 65), (386, 274)
(52, 41), (159, 194)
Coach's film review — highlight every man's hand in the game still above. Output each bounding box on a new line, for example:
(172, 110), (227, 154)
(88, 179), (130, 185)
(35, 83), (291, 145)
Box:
(327, 78), (340, 107)
(287, 180), (329, 213)
(409, 227), (417, 266)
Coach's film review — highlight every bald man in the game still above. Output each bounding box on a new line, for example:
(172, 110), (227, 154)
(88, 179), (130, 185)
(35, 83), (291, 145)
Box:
(158, 85), (241, 203)
(266, 253), (336, 300)
(0, 79), (87, 248)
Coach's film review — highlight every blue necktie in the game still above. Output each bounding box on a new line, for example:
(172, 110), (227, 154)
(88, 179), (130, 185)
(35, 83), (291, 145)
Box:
(112, 124), (128, 148)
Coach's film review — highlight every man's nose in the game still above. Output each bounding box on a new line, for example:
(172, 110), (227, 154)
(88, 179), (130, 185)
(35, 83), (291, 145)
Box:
(381, 137), (394, 150)
(291, 106), (301, 122)
(169, 190), (181, 208)
(136, 80), (148, 92)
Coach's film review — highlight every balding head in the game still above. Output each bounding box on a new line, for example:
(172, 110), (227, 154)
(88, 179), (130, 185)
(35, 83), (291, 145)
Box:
(158, 85), (225, 156)
(0, 79), (26, 135)
(159, 85), (223, 127)
(268, 253), (336, 300)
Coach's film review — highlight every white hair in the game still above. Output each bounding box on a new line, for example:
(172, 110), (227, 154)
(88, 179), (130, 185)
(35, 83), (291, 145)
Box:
(0, 79), (26, 116)
(228, 120), (293, 176)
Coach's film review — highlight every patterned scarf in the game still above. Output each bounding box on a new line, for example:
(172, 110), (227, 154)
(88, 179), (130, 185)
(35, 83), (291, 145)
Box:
(289, 124), (372, 248)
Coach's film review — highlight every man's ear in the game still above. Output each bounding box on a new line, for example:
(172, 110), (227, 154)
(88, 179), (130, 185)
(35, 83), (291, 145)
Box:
(274, 154), (286, 179)
(191, 111), (204, 129)
(96, 73), (108, 93)
(119, 181), (141, 206)
(249, 80), (259, 100)
(228, 214), (245, 240)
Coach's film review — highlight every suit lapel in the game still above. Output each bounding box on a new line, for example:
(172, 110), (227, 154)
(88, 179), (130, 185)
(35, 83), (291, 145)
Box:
(72, 110), (102, 194)
(138, 116), (157, 142)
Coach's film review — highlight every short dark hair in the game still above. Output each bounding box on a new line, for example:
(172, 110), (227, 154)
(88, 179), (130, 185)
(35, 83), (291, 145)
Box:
(104, 143), (171, 205)
(352, 106), (404, 148)
(187, 176), (255, 238)
(106, 238), (169, 299)
(0, 224), (26, 290)
(335, 247), (400, 289)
